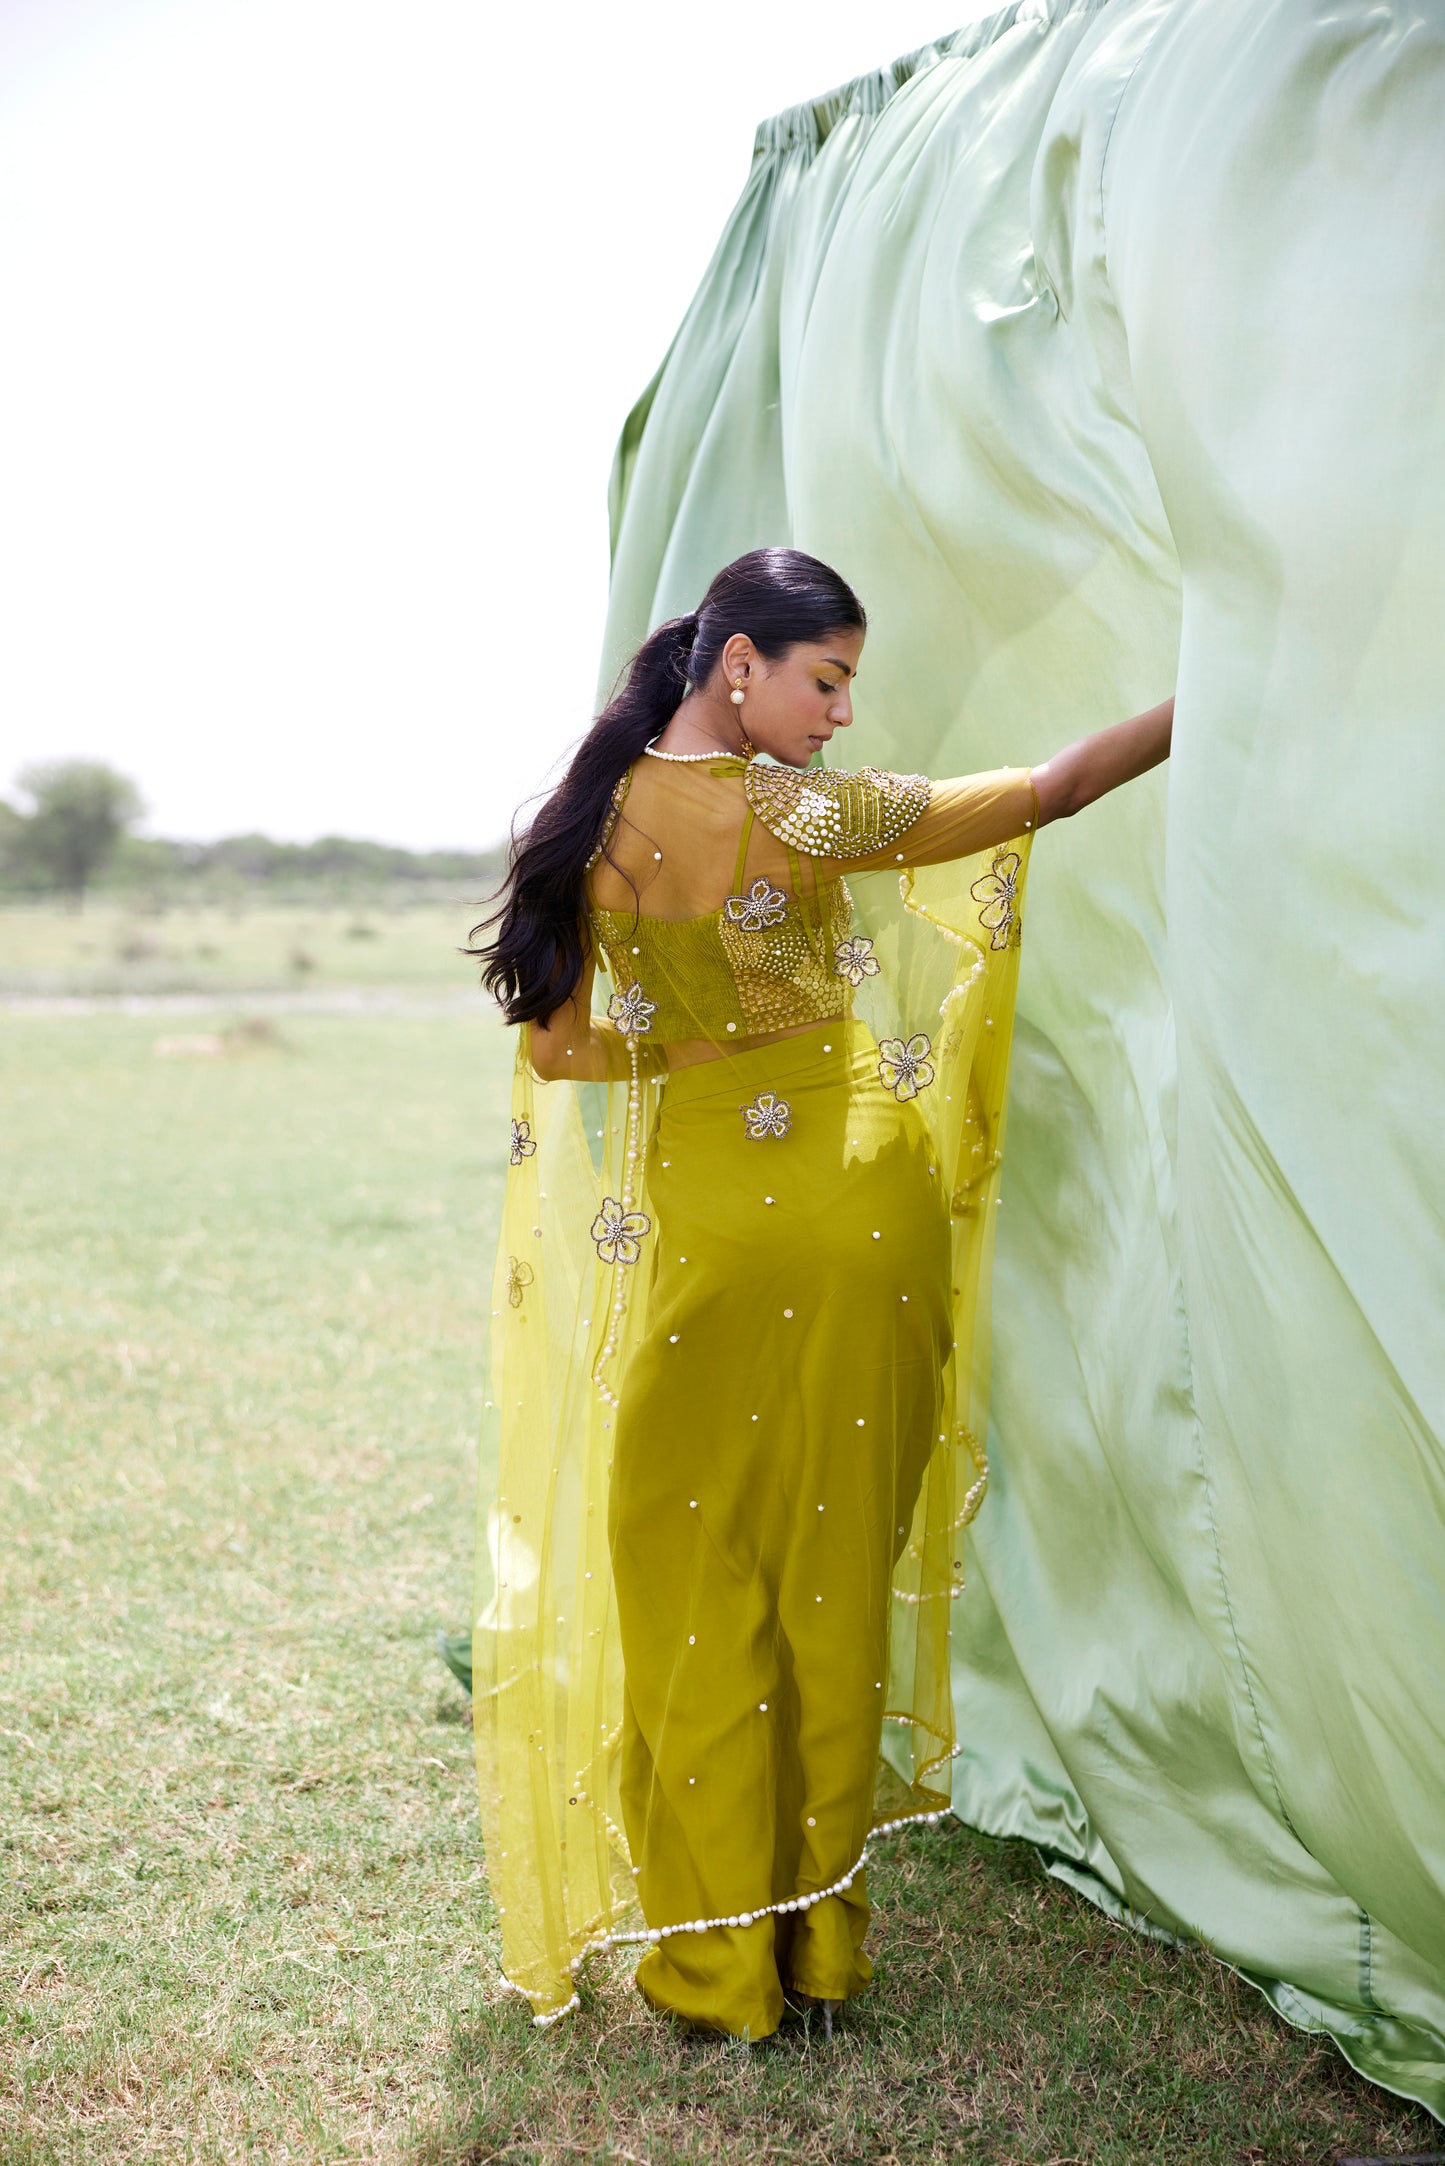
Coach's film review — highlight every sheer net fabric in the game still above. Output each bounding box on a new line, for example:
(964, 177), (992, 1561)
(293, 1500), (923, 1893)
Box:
(473, 752), (1037, 2033)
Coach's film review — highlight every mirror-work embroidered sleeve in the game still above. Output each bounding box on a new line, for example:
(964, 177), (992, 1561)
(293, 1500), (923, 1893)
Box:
(743, 761), (930, 861)
(745, 762), (1036, 874)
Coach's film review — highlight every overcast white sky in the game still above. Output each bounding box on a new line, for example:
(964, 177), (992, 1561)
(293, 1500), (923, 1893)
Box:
(0, 0), (986, 850)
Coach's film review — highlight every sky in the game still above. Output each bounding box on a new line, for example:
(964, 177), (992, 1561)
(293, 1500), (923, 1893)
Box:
(0, 0), (988, 851)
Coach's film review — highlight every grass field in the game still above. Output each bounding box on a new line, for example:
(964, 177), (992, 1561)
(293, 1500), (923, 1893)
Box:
(2, 908), (1440, 2163)
(0, 897), (487, 998)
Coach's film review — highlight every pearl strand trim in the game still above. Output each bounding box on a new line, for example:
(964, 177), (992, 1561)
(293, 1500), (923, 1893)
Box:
(590, 1037), (646, 1407)
(899, 873), (992, 958)
(643, 738), (753, 764)
(512, 1773), (964, 2029)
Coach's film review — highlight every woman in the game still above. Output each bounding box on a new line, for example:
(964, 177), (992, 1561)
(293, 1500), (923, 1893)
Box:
(468, 547), (1171, 2040)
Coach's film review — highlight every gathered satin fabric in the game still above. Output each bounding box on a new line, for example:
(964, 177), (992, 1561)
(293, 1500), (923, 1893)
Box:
(585, 0), (1445, 2117)
(473, 757), (1035, 2029)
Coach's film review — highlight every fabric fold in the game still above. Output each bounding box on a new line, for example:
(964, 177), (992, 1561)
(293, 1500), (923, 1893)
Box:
(582, 0), (1445, 2115)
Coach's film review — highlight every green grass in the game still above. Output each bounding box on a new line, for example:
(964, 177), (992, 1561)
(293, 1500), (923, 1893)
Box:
(1, 940), (1440, 2163)
(0, 897), (488, 996)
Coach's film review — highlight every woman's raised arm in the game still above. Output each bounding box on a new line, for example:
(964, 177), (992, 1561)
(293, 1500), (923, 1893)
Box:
(808, 695), (1173, 877)
(1030, 695), (1173, 826)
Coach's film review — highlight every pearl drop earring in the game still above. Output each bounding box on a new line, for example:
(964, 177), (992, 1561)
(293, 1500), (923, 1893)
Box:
(729, 677), (756, 759)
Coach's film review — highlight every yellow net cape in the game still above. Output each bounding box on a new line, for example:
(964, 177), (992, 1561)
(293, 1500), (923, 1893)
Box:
(473, 816), (1033, 2024)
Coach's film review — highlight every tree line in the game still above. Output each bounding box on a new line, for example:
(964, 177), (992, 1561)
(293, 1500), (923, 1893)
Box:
(1, 761), (503, 904)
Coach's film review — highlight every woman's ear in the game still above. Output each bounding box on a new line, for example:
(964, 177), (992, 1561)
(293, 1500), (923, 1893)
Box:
(721, 633), (753, 680)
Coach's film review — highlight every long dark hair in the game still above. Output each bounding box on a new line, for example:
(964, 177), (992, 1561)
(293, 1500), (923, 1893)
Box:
(469, 547), (866, 1027)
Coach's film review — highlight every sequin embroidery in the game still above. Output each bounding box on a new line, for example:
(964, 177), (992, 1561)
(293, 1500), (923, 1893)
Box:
(740, 1090), (793, 1140)
(583, 769), (632, 874)
(506, 1255), (534, 1308)
(877, 1034), (936, 1101)
(744, 761), (930, 856)
(724, 877), (789, 932)
(833, 935), (880, 988)
(590, 1196), (651, 1265)
(607, 982), (658, 1035)
(592, 876), (854, 1041)
(510, 1117), (536, 1166)
(714, 878), (855, 1036)
(970, 850), (1023, 950)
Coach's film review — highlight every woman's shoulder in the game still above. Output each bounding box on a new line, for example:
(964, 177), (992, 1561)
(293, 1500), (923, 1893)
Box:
(743, 758), (930, 857)
(622, 752), (751, 826)
(628, 750), (749, 784)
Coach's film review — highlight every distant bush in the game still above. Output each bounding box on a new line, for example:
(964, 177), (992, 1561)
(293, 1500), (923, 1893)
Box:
(106, 832), (505, 904)
(0, 790), (505, 906)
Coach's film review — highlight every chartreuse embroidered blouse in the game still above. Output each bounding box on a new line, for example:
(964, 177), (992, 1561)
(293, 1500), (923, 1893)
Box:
(583, 752), (1037, 1049)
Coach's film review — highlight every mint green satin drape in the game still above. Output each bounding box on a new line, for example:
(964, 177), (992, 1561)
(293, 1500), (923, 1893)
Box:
(595, 0), (1445, 2117)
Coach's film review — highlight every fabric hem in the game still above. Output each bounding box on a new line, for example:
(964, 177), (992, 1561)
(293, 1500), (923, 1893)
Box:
(508, 1793), (960, 2031)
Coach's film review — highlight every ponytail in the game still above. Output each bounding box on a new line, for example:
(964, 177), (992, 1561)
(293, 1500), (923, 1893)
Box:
(469, 547), (865, 1028)
(467, 611), (698, 1026)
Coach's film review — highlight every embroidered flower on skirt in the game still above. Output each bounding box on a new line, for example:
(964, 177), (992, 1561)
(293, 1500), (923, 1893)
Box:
(607, 982), (658, 1034)
(877, 1033), (936, 1101)
(970, 850), (1023, 950)
(510, 1117), (536, 1165)
(591, 1196), (652, 1264)
(740, 1090), (793, 1139)
(506, 1255), (534, 1308)
(724, 877), (789, 932)
(833, 934), (880, 987)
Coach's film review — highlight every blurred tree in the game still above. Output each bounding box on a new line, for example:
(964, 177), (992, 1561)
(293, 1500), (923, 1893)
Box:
(0, 766), (504, 904)
(10, 760), (144, 904)
(0, 799), (25, 884)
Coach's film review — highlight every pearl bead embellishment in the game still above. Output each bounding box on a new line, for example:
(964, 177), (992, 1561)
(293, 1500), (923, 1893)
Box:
(521, 1800), (959, 2022)
(502, 759), (1038, 2035)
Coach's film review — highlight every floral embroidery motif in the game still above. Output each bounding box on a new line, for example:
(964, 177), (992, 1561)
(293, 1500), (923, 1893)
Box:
(606, 981), (657, 1035)
(877, 1033), (936, 1102)
(591, 1195), (651, 1265)
(724, 877), (789, 932)
(509, 1117), (536, 1166)
(506, 1254), (534, 1308)
(740, 1090), (793, 1140)
(970, 850), (1022, 950)
(833, 934), (880, 988)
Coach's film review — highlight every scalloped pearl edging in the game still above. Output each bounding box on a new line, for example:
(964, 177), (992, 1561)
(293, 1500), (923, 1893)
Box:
(505, 1798), (956, 2029)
